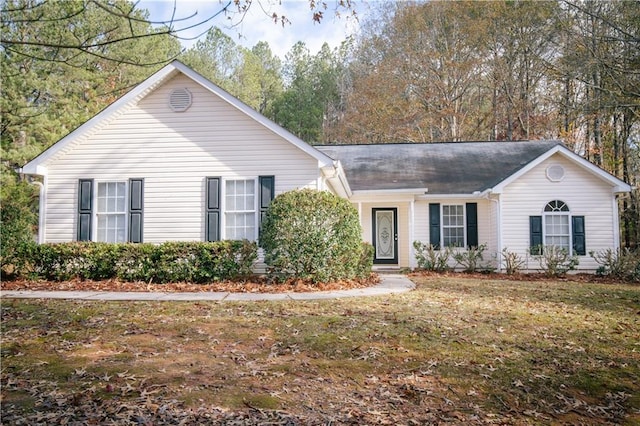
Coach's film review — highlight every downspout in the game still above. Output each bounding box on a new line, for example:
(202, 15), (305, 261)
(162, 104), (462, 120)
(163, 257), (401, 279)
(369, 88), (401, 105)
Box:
(612, 194), (621, 249)
(28, 179), (45, 244)
(482, 190), (502, 272)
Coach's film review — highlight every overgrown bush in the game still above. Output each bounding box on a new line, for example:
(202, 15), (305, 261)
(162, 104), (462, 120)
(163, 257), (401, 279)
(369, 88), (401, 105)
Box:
(0, 177), (38, 279)
(501, 248), (525, 275)
(453, 244), (494, 273)
(530, 245), (579, 277)
(18, 240), (257, 283)
(259, 189), (369, 283)
(590, 248), (640, 283)
(413, 241), (452, 272)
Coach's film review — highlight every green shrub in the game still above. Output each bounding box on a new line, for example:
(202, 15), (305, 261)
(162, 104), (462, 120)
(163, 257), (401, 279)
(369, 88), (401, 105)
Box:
(17, 240), (257, 283)
(413, 241), (452, 272)
(530, 245), (579, 277)
(0, 178), (38, 279)
(453, 244), (494, 273)
(590, 248), (640, 283)
(259, 189), (367, 283)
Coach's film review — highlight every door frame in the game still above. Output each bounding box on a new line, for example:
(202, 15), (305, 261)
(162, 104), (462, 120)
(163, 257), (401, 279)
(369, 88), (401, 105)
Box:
(372, 207), (398, 264)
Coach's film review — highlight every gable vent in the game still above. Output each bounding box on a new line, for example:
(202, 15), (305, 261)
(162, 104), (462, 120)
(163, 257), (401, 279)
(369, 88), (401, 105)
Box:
(169, 88), (192, 112)
(546, 164), (565, 182)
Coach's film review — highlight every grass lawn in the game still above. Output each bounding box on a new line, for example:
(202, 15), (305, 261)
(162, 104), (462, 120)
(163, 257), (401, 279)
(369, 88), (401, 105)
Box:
(1, 274), (639, 425)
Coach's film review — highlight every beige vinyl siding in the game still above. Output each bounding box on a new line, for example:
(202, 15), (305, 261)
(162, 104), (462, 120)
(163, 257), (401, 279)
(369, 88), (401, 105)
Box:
(42, 74), (321, 243)
(500, 153), (617, 271)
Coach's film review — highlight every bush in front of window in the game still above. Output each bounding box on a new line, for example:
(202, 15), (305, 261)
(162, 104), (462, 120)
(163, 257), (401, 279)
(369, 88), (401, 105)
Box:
(17, 240), (257, 283)
(453, 244), (495, 273)
(530, 245), (579, 277)
(259, 189), (370, 284)
(413, 241), (452, 272)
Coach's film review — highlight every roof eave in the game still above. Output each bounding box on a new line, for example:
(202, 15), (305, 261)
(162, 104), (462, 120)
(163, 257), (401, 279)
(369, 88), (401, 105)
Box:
(491, 145), (632, 194)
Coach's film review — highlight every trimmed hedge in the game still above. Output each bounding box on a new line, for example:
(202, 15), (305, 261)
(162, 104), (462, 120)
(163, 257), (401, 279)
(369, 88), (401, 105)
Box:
(260, 189), (372, 283)
(18, 240), (257, 283)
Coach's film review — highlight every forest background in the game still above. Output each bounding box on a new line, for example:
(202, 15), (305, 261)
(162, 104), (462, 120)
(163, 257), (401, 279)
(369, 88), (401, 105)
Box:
(1, 0), (638, 252)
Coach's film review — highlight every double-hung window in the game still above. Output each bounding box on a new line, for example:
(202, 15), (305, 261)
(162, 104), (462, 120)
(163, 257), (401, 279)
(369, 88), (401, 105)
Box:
(225, 179), (256, 240)
(529, 200), (586, 256)
(77, 178), (143, 243)
(96, 181), (127, 243)
(205, 176), (274, 242)
(429, 202), (478, 249)
(543, 200), (570, 252)
(442, 204), (465, 247)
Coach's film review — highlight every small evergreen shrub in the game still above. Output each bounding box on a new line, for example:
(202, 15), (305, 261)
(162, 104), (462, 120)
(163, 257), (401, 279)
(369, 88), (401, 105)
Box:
(530, 245), (579, 277)
(413, 241), (452, 272)
(453, 244), (493, 273)
(259, 189), (368, 283)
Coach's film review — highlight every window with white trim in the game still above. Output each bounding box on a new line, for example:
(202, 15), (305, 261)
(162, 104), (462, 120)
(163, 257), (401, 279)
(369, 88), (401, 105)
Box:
(442, 204), (465, 247)
(225, 179), (256, 240)
(543, 200), (570, 252)
(96, 181), (127, 242)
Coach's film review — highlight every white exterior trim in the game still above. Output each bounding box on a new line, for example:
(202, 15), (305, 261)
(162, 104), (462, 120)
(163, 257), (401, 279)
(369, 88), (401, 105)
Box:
(21, 61), (339, 177)
(490, 145), (632, 194)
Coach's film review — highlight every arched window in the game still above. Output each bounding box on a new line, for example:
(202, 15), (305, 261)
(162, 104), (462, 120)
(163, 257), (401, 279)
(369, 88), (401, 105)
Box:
(543, 200), (570, 252)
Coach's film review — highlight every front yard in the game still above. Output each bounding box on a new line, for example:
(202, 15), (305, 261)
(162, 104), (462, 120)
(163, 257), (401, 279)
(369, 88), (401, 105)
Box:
(1, 274), (639, 425)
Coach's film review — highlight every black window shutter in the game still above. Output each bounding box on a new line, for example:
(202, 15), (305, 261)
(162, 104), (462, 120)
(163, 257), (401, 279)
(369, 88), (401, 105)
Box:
(77, 179), (93, 241)
(529, 216), (543, 255)
(572, 216), (586, 256)
(466, 202), (478, 249)
(429, 203), (441, 249)
(205, 177), (221, 241)
(128, 178), (144, 243)
(259, 176), (275, 224)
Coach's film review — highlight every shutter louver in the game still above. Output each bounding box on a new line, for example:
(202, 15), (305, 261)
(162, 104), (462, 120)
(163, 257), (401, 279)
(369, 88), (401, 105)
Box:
(572, 216), (586, 256)
(205, 177), (221, 241)
(466, 202), (478, 248)
(429, 203), (441, 249)
(77, 179), (93, 241)
(529, 216), (543, 255)
(128, 178), (144, 243)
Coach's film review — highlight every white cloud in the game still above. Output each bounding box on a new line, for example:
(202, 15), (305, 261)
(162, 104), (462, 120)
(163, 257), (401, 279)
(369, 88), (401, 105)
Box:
(137, 0), (363, 59)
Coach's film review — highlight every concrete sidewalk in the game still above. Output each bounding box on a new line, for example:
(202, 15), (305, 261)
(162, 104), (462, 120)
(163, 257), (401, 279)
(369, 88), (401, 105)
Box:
(0, 274), (415, 302)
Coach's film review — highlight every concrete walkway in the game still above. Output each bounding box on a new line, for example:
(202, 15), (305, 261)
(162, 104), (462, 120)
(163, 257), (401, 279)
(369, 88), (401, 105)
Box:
(0, 274), (415, 302)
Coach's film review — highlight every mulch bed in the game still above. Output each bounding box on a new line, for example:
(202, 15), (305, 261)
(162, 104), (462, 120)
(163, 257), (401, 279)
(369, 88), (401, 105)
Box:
(410, 270), (633, 285)
(0, 274), (380, 293)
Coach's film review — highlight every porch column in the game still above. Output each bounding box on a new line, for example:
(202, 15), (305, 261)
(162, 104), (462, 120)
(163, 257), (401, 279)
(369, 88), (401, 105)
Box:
(409, 199), (415, 269)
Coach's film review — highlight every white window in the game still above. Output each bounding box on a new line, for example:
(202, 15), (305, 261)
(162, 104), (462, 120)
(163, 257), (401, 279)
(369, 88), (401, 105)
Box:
(442, 204), (465, 247)
(96, 181), (127, 243)
(543, 200), (570, 252)
(225, 179), (256, 240)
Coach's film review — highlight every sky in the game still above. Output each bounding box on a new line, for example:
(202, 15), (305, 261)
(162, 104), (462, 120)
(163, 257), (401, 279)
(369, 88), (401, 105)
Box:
(137, 0), (365, 59)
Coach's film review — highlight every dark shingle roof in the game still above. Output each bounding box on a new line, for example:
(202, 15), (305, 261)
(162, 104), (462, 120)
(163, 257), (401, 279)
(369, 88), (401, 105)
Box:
(316, 140), (562, 194)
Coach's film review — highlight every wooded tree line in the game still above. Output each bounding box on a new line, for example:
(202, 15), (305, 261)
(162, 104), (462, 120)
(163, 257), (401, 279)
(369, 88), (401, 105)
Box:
(2, 0), (638, 248)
